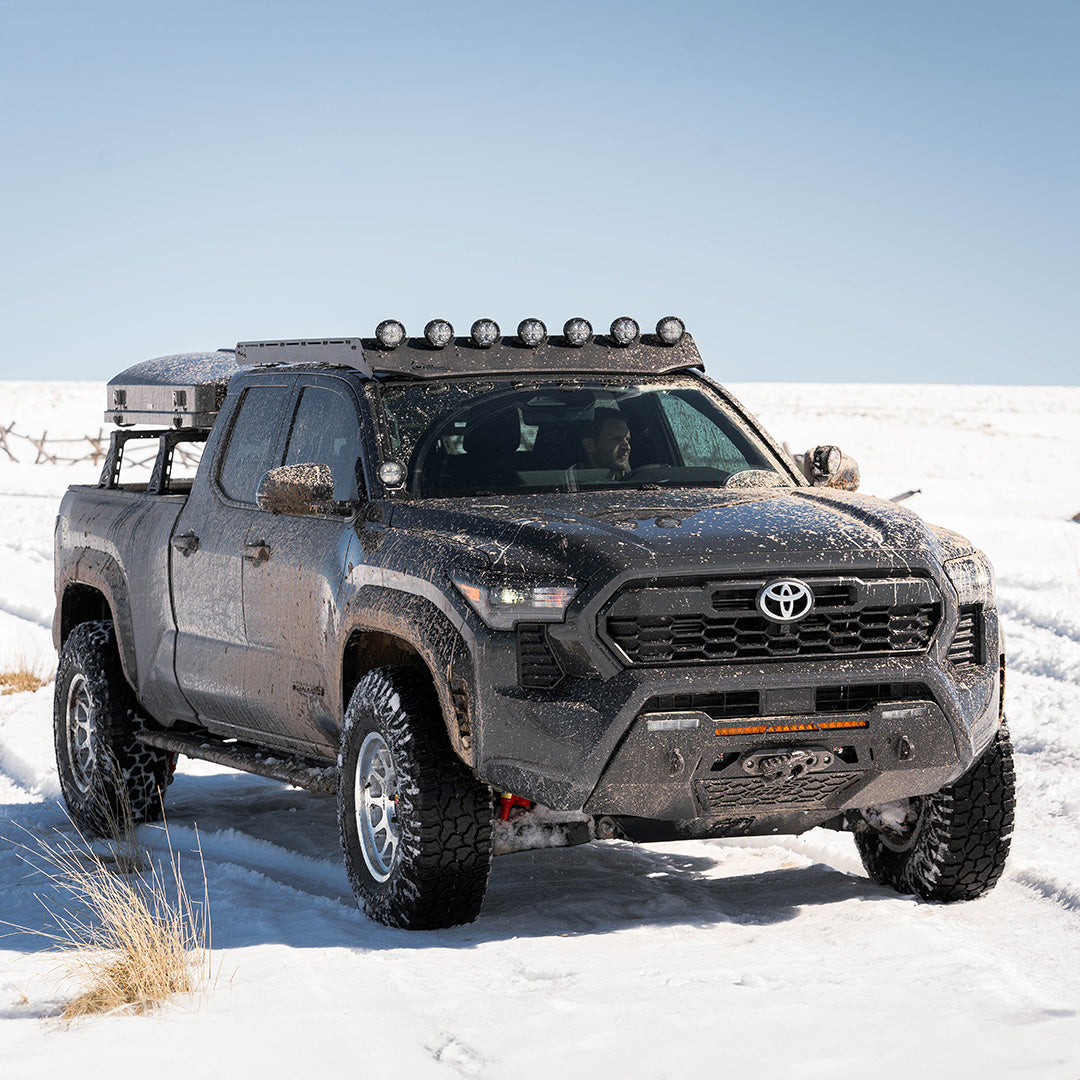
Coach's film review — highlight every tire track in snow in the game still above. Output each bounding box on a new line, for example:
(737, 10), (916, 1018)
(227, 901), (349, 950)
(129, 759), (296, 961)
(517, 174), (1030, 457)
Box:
(0, 598), (53, 631)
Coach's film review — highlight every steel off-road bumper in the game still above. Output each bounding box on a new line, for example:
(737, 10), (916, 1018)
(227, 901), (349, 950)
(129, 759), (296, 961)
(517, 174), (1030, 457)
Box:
(469, 611), (1002, 836)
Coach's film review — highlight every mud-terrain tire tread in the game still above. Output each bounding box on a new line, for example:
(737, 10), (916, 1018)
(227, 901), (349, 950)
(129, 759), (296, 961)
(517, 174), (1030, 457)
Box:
(856, 724), (1015, 902)
(337, 666), (494, 930)
(53, 620), (170, 836)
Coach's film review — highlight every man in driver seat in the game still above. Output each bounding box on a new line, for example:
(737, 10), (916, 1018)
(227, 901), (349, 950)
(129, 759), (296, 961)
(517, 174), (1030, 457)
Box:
(566, 408), (632, 486)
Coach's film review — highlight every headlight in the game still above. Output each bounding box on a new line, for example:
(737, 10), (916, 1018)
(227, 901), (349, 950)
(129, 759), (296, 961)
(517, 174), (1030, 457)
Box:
(452, 575), (579, 630)
(944, 551), (995, 609)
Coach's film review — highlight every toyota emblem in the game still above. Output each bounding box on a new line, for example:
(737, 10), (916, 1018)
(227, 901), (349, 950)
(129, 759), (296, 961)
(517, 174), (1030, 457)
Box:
(757, 578), (814, 623)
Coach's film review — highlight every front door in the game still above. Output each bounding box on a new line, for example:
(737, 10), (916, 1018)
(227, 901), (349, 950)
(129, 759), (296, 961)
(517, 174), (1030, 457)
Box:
(241, 377), (365, 755)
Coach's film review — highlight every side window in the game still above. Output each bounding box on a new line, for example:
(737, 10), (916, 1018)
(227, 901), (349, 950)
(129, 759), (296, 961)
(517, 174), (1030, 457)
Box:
(284, 385), (363, 502)
(217, 385), (292, 504)
(658, 392), (752, 472)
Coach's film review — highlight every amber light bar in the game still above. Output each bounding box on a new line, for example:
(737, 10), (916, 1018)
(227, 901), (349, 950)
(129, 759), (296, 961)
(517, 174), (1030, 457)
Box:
(714, 719), (870, 737)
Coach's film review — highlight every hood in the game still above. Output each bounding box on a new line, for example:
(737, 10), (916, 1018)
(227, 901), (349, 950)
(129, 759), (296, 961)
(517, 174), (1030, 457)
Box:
(387, 486), (953, 579)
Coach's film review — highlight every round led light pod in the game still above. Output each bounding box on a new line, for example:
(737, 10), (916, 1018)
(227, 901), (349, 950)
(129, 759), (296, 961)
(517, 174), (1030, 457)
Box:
(655, 316), (686, 345)
(517, 318), (548, 347)
(424, 319), (454, 348)
(563, 317), (593, 347)
(375, 319), (407, 349)
(470, 318), (501, 348)
(378, 461), (407, 487)
(610, 316), (640, 346)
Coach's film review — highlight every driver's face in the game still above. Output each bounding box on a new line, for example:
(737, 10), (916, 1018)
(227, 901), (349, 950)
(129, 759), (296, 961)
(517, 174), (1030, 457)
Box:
(585, 419), (631, 472)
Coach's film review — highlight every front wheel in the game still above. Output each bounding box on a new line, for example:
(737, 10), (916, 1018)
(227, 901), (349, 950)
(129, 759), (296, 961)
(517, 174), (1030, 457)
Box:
(337, 666), (494, 930)
(855, 724), (1015, 901)
(53, 621), (171, 836)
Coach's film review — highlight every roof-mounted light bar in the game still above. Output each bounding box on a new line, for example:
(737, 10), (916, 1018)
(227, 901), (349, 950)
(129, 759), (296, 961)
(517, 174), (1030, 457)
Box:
(375, 319), (407, 349)
(424, 319), (454, 349)
(656, 315), (686, 345)
(610, 316), (640, 346)
(563, 317), (593, 347)
(517, 318), (548, 347)
(471, 318), (501, 348)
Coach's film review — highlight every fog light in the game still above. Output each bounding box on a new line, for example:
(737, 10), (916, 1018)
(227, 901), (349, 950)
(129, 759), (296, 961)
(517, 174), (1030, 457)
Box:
(471, 318), (501, 348)
(655, 316), (685, 344)
(517, 318), (548, 347)
(375, 319), (407, 349)
(610, 316), (640, 346)
(424, 319), (454, 348)
(563, 318), (593, 346)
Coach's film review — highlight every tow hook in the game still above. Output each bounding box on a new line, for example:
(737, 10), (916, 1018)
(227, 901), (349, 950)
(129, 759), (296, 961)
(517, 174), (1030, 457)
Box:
(742, 747), (833, 785)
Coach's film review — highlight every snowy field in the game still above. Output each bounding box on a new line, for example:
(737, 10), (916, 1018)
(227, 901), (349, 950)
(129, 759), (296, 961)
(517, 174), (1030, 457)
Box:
(1, 380), (1079, 1079)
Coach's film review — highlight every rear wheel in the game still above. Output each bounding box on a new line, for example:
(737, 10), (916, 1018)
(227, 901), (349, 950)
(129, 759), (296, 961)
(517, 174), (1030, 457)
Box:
(53, 621), (171, 836)
(337, 666), (494, 929)
(855, 724), (1015, 901)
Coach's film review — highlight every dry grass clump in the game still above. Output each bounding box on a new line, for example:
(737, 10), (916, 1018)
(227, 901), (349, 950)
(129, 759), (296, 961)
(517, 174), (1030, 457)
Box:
(0, 668), (49, 695)
(11, 813), (211, 1021)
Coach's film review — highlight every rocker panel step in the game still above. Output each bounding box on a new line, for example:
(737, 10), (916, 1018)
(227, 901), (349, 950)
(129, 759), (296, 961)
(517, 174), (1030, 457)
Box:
(137, 729), (339, 794)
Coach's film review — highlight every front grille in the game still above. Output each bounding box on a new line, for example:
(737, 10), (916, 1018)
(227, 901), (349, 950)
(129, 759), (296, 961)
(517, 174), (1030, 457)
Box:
(608, 606), (938, 665)
(603, 573), (941, 667)
(947, 606), (983, 668)
(517, 624), (563, 689)
(696, 772), (862, 812)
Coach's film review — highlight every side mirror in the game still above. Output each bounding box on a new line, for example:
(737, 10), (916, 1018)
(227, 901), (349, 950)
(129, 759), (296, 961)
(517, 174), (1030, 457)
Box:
(256, 463), (335, 515)
(805, 445), (860, 491)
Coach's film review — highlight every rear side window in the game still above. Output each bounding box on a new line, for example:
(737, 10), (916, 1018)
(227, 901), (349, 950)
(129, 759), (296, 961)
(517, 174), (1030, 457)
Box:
(217, 385), (291, 504)
(284, 385), (363, 502)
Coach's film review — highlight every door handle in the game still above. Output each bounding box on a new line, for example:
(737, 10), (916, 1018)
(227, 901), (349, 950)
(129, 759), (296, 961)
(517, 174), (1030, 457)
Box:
(171, 531), (200, 557)
(243, 541), (271, 564)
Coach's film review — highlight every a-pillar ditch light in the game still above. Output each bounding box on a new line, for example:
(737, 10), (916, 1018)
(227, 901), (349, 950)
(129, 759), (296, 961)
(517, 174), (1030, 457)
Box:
(655, 316), (686, 345)
(424, 319), (454, 349)
(375, 319), (407, 349)
(470, 318), (501, 348)
(563, 318), (593, 347)
(610, 317), (640, 346)
(517, 318), (548, 347)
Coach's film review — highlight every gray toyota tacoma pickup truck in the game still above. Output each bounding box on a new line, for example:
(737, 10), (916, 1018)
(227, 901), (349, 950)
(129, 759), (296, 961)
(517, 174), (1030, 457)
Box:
(53, 316), (1014, 929)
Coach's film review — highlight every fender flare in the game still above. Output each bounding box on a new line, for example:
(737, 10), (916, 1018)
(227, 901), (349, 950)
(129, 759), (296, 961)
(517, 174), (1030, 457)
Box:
(339, 584), (477, 764)
(55, 549), (139, 694)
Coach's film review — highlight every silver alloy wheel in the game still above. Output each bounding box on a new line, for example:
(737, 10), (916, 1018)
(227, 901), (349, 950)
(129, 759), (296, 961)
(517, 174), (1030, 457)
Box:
(66, 673), (96, 795)
(862, 796), (925, 853)
(355, 731), (402, 882)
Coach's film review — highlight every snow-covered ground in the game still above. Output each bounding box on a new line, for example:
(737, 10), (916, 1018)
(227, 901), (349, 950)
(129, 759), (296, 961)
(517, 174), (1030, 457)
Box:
(2, 380), (1079, 1079)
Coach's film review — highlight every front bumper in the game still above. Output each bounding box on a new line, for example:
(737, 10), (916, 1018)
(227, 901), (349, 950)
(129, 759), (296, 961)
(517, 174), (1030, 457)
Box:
(469, 607), (1002, 832)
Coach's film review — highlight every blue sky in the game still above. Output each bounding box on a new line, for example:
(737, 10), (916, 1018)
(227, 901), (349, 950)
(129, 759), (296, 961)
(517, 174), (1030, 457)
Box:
(1, 1), (1077, 383)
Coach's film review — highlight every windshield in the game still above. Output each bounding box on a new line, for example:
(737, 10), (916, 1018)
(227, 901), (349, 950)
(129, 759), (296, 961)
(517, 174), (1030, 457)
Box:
(376, 376), (792, 498)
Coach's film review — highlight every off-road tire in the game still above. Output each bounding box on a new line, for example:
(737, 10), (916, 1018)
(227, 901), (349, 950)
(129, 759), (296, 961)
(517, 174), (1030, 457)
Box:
(53, 621), (171, 836)
(855, 724), (1015, 901)
(337, 666), (494, 930)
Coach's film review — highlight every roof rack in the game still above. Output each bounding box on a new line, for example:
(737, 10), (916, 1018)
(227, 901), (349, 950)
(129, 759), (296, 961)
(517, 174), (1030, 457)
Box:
(358, 333), (703, 379)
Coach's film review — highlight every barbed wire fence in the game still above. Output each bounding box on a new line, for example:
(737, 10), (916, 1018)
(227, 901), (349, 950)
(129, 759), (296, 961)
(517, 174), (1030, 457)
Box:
(0, 423), (202, 472)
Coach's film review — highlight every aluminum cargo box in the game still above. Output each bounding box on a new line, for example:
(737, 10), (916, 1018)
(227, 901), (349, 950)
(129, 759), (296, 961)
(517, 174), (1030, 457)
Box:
(106, 351), (238, 427)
